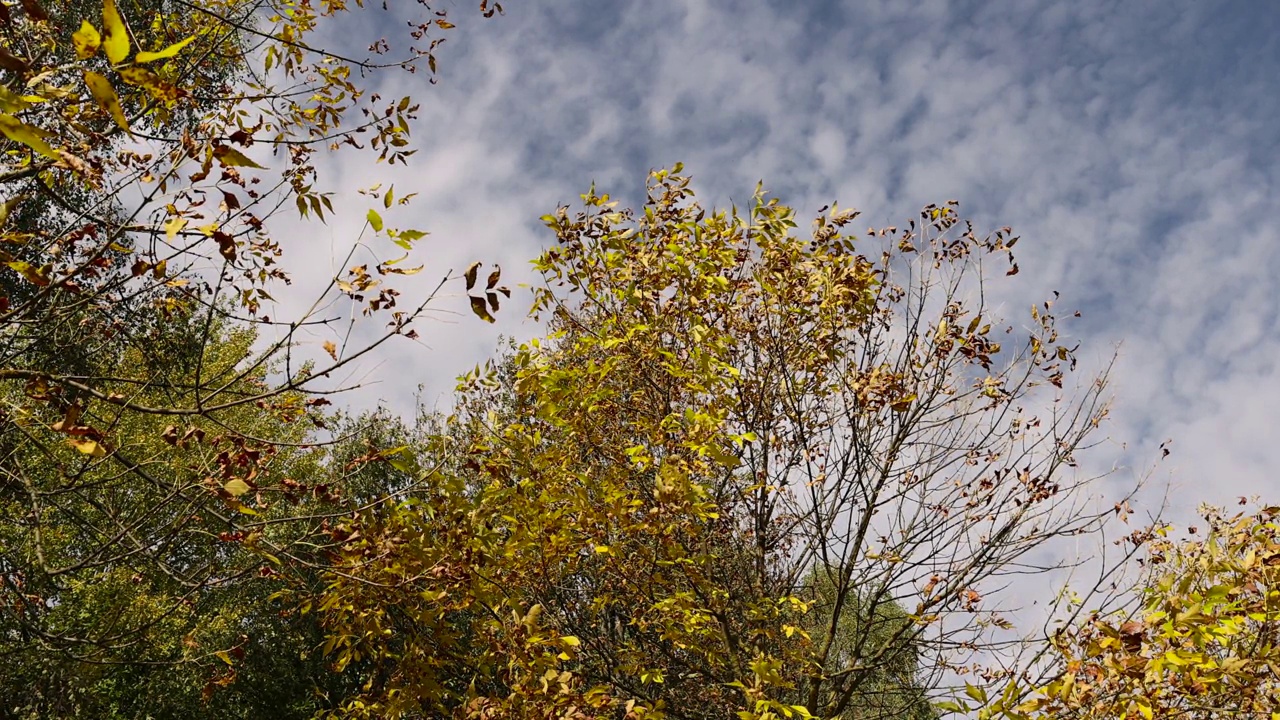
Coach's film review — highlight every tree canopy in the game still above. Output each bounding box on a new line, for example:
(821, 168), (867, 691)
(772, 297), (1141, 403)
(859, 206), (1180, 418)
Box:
(0, 2), (1249, 720)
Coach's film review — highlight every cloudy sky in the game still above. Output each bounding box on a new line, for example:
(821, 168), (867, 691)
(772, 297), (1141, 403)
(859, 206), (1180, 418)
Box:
(280, 0), (1278, 527)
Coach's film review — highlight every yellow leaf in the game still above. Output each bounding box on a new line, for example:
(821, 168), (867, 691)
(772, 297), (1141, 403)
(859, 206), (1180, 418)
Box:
(214, 650), (233, 665)
(0, 86), (30, 114)
(366, 209), (383, 232)
(322, 340), (338, 361)
(5, 260), (50, 286)
(164, 216), (187, 242)
(102, 0), (130, 65)
(135, 35), (195, 63)
(213, 146), (265, 169)
(560, 635), (581, 647)
(83, 71), (129, 133)
(118, 66), (183, 103)
(224, 478), (251, 496)
(0, 114), (57, 159)
(68, 438), (107, 458)
(73, 21), (101, 59)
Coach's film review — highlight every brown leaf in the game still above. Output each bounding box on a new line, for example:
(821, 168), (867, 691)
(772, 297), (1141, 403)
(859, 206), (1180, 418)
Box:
(212, 231), (236, 262)
(486, 291), (500, 313)
(463, 262), (481, 291)
(0, 48), (29, 74)
(486, 265), (501, 290)
(18, 0), (48, 23)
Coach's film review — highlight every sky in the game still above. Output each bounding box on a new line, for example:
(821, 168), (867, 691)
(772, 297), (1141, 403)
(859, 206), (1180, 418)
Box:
(275, 0), (1279, 530)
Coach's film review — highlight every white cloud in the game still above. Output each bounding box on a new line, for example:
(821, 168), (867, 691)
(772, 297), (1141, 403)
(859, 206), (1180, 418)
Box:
(263, 0), (1279, 629)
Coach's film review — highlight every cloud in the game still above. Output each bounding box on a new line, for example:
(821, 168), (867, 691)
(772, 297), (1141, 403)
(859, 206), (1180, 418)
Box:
(278, 0), (1277, 551)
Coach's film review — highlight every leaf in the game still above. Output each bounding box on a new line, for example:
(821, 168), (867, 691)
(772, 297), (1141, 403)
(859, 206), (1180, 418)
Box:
(486, 291), (500, 313)
(135, 35), (196, 63)
(0, 114), (57, 159)
(214, 650), (233, 665)
(384, 185), (394, 208)
(366, 209), (383, 232)
(486, 265), (501, 290)
(18, 0), (48, 23)
(102, 0), (130, 65)
(0, 48), (29, 74)
(164, 216), (187, 242)
(5, 260), (50, 286)
(213, 145), (265, 169)
(68, 437), (107, 458)
(73, 21), (101, 59)
(323, 340), (338, 361)
(224, 478), (251, 497)
(0, 85), (33, 114)
(84, 71), (129, 132)
(213, 231), (237, 263)
(0, 195), (23, 229)
(463, 262), (481, 291)
(118, 65), (183, 102)
(469, 295), (495, 323)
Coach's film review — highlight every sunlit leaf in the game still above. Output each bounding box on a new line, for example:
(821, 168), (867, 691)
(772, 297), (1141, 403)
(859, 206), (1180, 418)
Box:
(84, 71), (130, 132)
(68, 438), (107, 458)
(135, 35), (196, 63)
(163, 216), (187, 242)
(73, 21), (101, 59)
(0, 113), (57, 159)
(224, 478), (251, 496)
(101, 0), (130, 64)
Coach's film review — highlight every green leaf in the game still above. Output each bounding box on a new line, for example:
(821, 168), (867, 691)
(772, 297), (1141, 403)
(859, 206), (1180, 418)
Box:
(366, 209), (383, 232)
(134, 35), (196, 63)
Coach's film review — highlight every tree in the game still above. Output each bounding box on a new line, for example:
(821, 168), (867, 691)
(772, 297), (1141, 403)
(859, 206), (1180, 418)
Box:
(0, 0), (510, 714)
(976, 503), (1280, 720)
(801, 565), (938, 720)
(311, 166), (1139, 719)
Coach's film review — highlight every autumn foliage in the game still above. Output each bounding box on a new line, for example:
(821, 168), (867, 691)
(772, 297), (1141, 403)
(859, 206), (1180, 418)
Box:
(0, 1), (1262, 720)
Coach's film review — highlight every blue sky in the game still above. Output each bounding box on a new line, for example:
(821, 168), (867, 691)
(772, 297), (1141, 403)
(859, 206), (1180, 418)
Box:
(287, 1), (1280, 524)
